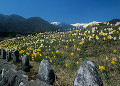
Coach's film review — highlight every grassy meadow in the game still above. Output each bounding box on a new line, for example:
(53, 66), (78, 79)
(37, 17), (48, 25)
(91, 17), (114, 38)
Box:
(0, 22), (120, 86)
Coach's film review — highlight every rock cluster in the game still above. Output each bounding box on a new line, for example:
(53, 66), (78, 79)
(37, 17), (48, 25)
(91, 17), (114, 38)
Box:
(0, 61), (27, 86)
(0, 59), (53, 86)
(0, 48), (104, 86)
(0, 48), (54, 86)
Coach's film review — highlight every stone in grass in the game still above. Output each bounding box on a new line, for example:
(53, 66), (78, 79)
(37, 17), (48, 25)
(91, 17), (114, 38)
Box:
(1, 48), (6, 59)
(38, 59), (55, 85)
(21, 55), (30, 72)
(19, 82), (25, 86)
(13, 49), (19, 64)
(1, 68), (6, 79)
(6, 51), (11, 62)
(8, 75), (17, 86)
(74, 60), (103, 86)
(0, 76), (9, 86)
(0, 76), (2, 81)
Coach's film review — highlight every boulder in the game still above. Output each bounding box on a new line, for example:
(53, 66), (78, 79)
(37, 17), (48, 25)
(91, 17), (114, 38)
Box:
(13, 49), (19, 64)
(19, 82), (25, 86)
(38, 59), (55, 85)
(1, 48), (6, 59)
(21, 55), (30, 72)
(0, 68), (2, 74)
(74, 60), (103, 86)
(1, 68), (5, 79)
(8, 75), (17, 86)
(0, 76), (9, 86)
(6, 51), (11, 62)
(0, 75), (2, 81)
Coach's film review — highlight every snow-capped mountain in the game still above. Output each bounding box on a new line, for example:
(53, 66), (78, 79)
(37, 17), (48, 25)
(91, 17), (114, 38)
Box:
(51, 22), (60, 25)
(51, 21), (101, 30)
(51, 22), (75, 31)
(71, 21), (101, 28)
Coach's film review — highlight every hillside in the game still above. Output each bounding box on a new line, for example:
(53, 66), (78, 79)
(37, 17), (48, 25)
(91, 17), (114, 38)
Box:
(0, 21), (120, 86)
(0, 14), (60, 33)
(109, 19), (120, 24)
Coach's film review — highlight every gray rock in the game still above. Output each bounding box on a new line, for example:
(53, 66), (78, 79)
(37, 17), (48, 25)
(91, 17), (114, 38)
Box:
(74, 60), (103, 86)
(21, 55), (30, 72)
(6, 51), (11, 62)
(38, 59), (55, 85)
(1, 68), (5, 79)
(8, 75), (17, 86)
(13, 49), (19, 64)
(0, 76), (9, 86)
(1, 48), (6, 59)
(19, 82), (25, 86)
(0, 58), (53, 86)
(0, 68), (2, 74)
(0, 75), (2, 81)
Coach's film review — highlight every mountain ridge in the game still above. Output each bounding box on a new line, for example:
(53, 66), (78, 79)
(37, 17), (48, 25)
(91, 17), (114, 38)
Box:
(0, 14), (60, 33)
(51, 21), (101, 29)
(51, 19), (120, 29)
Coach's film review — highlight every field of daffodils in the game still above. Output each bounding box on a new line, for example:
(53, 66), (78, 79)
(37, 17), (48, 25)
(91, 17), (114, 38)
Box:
(0, 22), (120, 86)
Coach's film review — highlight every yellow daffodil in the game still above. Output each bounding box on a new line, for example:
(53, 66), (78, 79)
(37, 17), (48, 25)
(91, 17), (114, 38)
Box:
(111, 61), (115, 64)
(50, 59), (52, 63)
(113, 30), (116, 32)
(40, 54), (42, 57)
(116, 31), (119, 33)
(106, 56), (108, 60)
(99, 66), (105, 70)
(96, 35), (99, 40)
(56, 50), (59, 53)
(76, 61), (79, 64)
(107, 35), (112, 39)
(103, 37), (106, 40)
(26, 52), (30, 55)
(114, 50), (116, 53)
(37, 49), (41, 51)
(113, 37), (116, 40)
(71, 52), (74, 56)
(79, 41), (84, 45)
(66, 46), (68, 48)
(77, 48), (81, 51)
(103, 22), (107, 24)
(65, 64), (68, 67)
(112, 57), (117, 61)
